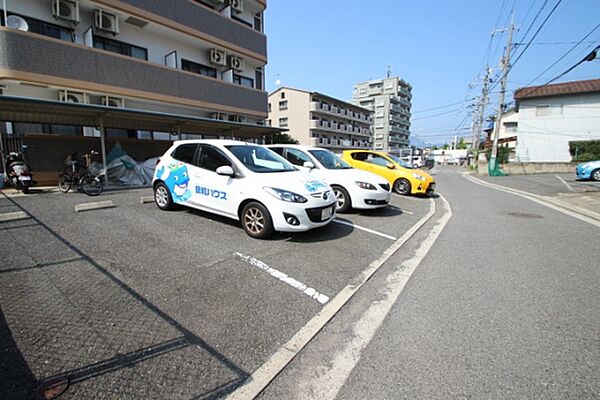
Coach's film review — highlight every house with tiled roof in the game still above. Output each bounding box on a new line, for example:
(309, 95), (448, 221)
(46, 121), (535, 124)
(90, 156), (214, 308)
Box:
(511, 78), (600, 162)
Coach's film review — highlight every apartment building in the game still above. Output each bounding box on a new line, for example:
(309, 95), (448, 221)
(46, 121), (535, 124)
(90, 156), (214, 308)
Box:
(268, 87), (372, 151)
(0, 0), (279, 184)
(352, 77), (412, 156)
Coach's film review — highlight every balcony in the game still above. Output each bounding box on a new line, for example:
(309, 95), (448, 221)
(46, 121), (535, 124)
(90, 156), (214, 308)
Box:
(0, 29), (267, 116)
(310, 120), (371, 138)
(310, 102), (371, 123)
(97, 0), (267, 59)
(310, 137), (370, 149)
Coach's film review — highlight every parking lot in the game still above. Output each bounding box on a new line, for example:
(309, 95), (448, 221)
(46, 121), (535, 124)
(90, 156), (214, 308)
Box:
(0, 184), (437, 398)
(479, 172), (600, 196)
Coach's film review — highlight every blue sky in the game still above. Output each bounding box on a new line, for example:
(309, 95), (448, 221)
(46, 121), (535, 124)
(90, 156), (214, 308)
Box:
(264, 0), (600, 146)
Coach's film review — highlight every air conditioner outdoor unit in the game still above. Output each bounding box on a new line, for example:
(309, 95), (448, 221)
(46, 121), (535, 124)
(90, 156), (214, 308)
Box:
(52, 0), (80, 23)
(209, 48), (227, 66)
(102, 96), (125, 108)
(58, 90), (87, 104)
(94, 9), (119, 34)
(230, 0), (243, 13)
(229, 55), (245, 71)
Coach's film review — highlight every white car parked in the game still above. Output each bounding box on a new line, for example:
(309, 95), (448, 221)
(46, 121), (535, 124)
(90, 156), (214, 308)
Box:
(153, 140), (336, 238)
(269, 145), (391, 213)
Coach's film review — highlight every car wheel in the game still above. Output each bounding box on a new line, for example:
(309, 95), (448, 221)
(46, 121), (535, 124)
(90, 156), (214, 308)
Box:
(154, 182), (174, 210)
(241, 202), (274, 239)
(332, 185), (351, 213)
(393, 178), (412, 195)
(591, 169), (600, 182)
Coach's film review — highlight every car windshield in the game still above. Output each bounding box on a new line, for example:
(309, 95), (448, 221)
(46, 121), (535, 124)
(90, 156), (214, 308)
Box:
(226, 145), (297, 173)
(308, 149), (352, 170)
(388, 154), (414, 169)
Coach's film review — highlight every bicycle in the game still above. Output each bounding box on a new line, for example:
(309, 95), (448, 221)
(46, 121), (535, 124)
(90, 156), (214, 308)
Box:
(58, 151), (104, 196)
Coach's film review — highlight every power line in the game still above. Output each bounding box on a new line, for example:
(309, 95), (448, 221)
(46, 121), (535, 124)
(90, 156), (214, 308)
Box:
(411, 99), (473, 114)
(490, 0), (563, 94)
(522, 23), (600, 87)
(411, 108), (464, 121)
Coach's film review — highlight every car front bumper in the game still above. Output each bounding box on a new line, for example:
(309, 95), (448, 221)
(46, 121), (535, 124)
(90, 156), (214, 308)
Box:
(351, 189), (391, 209)
(270, 200), (337, 232)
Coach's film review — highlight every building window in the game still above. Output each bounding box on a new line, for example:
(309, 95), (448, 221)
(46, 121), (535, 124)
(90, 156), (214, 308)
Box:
(281, 92), (286, 99)
(233, 74), (254, 88)
(232, 14), (253, 28)
(268, 103), (272, 112)
(279, 117), (288, 127)
(181, 59), (217, 78)
(254, 12), (264, 32)
(3, 13), (74, 42)
(504, 122), (518, 133)
(255, 67), (264, 91)
(535, 105), (550, 117)
(94, 35), (148, 60)
(279, 100), (288, 110)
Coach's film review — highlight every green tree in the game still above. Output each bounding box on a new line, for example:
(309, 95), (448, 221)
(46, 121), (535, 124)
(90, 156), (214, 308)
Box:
(269, 133), (299, 144)
(456, 137), (468, 150)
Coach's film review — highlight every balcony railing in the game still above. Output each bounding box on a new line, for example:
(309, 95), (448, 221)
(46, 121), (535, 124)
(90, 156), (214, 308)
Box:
(0, 29), (267, 115)
(310, 102), (371, 123)
(100, 0), (267, 58)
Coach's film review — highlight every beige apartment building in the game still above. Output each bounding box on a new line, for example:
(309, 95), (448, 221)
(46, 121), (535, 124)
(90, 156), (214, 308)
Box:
(0, 0), (279, 184)
(268, 87), (372, 151)
(352, 77), (412, 156)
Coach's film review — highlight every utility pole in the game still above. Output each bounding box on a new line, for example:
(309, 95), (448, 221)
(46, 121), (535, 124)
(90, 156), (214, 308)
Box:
(489, 13), (515, 175)
(473, 66), (492, 153)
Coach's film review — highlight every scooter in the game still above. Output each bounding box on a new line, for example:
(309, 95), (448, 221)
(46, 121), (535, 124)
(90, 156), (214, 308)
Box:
(4, 145), (36, 193)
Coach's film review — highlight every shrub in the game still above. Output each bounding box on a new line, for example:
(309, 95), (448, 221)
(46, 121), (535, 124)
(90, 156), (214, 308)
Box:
(570, 140), (600, 161)
(485, 146), (510, 164)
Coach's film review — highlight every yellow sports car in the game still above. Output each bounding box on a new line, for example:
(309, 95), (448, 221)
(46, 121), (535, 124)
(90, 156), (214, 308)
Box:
(341, 150), (435, 195)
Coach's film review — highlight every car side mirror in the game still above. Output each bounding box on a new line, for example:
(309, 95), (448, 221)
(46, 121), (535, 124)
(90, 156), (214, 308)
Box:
(216, 165), (235, 177)
(303, 161), (316, 169)
(386, 163), (395, 169)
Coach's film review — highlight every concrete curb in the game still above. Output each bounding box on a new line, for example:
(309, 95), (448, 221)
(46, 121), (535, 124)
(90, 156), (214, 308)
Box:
(0, 211), (29, 222)
(75, 200), (115, 213)
(140, 196), (154, 204)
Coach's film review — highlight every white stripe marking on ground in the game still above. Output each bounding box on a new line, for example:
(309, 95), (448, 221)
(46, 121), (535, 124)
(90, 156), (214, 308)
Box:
(300, 195), (452, 400)
(227, 196), (437, 400)
(332, 219), (397, 240)
(386, 205), (414, 215)
(464, 173), (600, 227)
(235, 253), (329, 304)
(555, 175), (574, 192)
(0, 211), (29, 222)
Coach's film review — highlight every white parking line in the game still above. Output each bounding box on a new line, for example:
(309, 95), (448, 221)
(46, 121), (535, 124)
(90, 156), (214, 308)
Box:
(555, 175), (574, 192)
(386, 205), (414, 215)
(227, 197), (437, 400)
(332, 219), (397, 240)
(298, 195), (453, 400)
(464, 173), (600, 227)
(235, 253), (329, 304)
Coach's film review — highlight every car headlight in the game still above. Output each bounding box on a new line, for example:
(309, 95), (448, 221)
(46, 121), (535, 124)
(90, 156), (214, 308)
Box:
(264, 187), (308, 203)
(412, 173), (426, 181)
(355, 181), (377, 190)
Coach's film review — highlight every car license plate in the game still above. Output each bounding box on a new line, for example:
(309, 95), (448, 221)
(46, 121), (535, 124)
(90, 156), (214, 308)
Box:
(321, 206), (333, 221)
(19, 176), (31, 181)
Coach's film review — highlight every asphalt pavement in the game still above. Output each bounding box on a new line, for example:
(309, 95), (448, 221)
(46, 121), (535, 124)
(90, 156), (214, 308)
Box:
(258, 166), (600, 399)
(0, 182), (433, 399)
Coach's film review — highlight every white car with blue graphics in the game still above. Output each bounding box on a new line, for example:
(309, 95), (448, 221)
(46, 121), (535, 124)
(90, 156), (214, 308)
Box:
(153, 140), (336, 238)
(269, 145), (391, 213)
